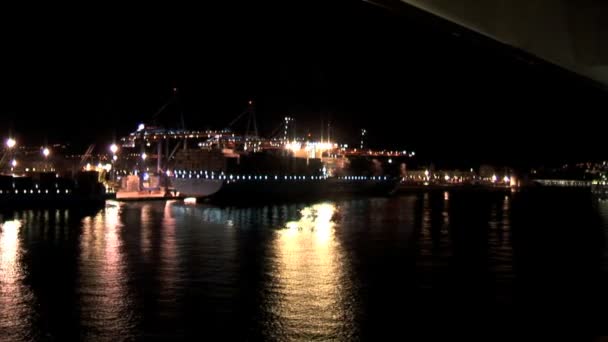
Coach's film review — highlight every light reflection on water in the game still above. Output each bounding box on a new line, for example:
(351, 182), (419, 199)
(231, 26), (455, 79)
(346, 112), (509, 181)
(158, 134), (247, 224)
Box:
(0, 191), (607, 339)
(79, 203), (136, 340)
(0, 219), (35, 341)
(267, 203), (356, 340)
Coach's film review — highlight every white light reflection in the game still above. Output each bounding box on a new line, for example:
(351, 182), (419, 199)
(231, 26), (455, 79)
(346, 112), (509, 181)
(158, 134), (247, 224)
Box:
(0, 219), (34, 338)
(140, 204), (153, 260)
(269, 203), (355, 339)
(159, 200), (179, 313)
(79, 203), (135, 339)
(1, 220), (21, 278)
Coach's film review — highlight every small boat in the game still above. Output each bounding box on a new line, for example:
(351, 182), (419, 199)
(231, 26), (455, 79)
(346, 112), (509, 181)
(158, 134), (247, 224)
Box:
(114, 174), (180, 201)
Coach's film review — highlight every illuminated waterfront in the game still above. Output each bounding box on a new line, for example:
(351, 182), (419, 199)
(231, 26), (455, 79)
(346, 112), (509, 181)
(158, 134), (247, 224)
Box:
(1, 190), (607, 339)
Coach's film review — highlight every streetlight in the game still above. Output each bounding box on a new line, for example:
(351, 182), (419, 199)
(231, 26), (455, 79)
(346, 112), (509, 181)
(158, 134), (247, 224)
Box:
(42, 147), (50, 158)
(109, 144), (119, 183)
(6, 138), (16, 149)
(141, 152), (147, 160)
(11, 159), (17, 167)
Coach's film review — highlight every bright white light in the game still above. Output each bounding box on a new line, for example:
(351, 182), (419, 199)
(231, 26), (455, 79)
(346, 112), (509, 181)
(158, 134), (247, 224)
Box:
(6, 138), (16, 148)
(10, 159), (17, 167)
(141, 153), (147, 160)
(42, 147), (50, 157)
(113, 155), (118, 161)
(137, 123), (145, 131)
(491, 174), (498, 183)
(110, 143), (118, 154)
(503, 176), (510, 183)
(445, 175), (450, 181)
(424, 170), (429, 177)
(285, 141), (301, 152)
(184, 197), (197, 204)
(388, 158), (393, 164)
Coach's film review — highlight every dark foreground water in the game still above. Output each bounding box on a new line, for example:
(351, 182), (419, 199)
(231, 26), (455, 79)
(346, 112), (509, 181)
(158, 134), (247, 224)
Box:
(1, 190), (608, 340)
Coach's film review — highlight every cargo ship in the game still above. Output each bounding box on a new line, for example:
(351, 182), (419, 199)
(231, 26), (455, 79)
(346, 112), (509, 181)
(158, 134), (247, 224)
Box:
(170, 171), (398, 201)
(117, 101), (408, 202)
(167, 142), (399, 201)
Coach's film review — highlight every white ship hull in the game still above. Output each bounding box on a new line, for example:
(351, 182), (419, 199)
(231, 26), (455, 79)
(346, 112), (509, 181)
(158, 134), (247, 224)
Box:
(170, 175), (397, 201)
(170, 177), (224, 197)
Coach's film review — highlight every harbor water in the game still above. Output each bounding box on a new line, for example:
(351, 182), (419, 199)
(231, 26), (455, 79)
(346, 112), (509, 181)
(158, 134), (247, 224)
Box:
(1, 189), (607, 340)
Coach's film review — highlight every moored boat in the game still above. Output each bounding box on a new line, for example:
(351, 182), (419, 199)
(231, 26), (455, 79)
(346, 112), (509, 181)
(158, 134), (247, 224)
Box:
(170, 172), (398, 201)
(0, 171), (109, 208)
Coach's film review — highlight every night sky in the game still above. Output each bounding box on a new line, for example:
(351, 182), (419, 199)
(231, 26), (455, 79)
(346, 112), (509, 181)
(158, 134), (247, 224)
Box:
(1, 2), (607, 168)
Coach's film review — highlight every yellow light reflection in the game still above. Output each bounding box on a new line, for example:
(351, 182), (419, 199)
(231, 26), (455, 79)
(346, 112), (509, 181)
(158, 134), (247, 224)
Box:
(284, 203), (335, 242)
(271, 203), (354, 339)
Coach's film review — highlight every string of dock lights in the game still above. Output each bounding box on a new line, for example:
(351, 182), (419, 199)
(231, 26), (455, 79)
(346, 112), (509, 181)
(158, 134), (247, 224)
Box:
(0, 182), (72, 196)
(0, 189), (71, 195)
(170, 170), (390, 181)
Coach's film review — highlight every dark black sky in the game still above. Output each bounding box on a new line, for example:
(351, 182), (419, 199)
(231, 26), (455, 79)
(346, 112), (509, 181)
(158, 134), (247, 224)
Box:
(1, 2), (607, 167)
